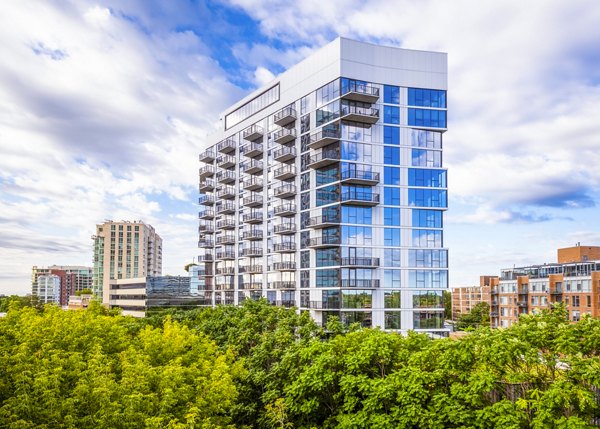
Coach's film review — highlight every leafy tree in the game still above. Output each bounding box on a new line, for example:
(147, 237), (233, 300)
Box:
(456, 301), (490, 330)
(444, 290), (452, 320)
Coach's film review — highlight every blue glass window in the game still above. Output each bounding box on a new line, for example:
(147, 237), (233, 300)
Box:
(384, 85), (400, 104)
(384, 208), (401, 226)
(408, 189), (447, 208)
(383, 126), (400, 145)
(316, 185), (338, 207)
(408, 270), (448, 289)
(408, 108), (446, 128)
(409, 249), (448, 268)
(412, 230), (443, 248)
(342, 226), (372, 245)
(411, 149), (442, 167)
(384, 228), (401, 246)
(384, 167), (401, 185)
(384, 187), (401, 205)
(384, 146), (400, 165)
(408, 169), (447, 187)
(342, 206), (372, 224)
(384, 270), (401, 288)
(316, 269), (338, 287)
(412, 209), (442, 228)
(384, 249), (401, 267)
(408, 88), (446, 108)
(384, 105), (400, 124)
(316, 248), (339, 267)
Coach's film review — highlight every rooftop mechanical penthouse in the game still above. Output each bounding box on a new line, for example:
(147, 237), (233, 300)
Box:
(198, 38), (448, 334)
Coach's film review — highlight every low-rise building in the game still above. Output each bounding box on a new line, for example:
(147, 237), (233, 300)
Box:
(451, 276), (495, 320)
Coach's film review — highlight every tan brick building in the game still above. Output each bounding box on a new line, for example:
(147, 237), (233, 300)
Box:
(451, 276), (494, 320)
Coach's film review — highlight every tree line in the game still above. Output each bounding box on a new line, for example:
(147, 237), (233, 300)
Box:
(1, 298), (600, 428)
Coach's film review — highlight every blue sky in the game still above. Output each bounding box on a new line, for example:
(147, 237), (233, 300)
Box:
(1, 0), (600, 295)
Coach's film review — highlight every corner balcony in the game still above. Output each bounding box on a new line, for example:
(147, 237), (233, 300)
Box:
(216, 251), (236, 260)
(307, 151), (341, 169)
(216, 170), (236, 184)
(341, 84), (380, 103)
(273, 203), (296, 217)
(273, 146), (296, 163)
(199, 179), (215, 192)
(198, 223), (214, 234)
(340, 169), (380, 186)
(273, 261), (296, 271)
(199, 165), (215, 178)
(241, 247), (263, 257)
(274, 164), (296, 180)
(340, 191), (380, 206)
(197, 253), (213, 263)
(216, 218), (236, 230)
(240, 282), (263, 290)
(241, 160), (263, 175)
(274, 128), (297, 144)
(216, 203), (236, 215)
(340, 279), (380, 289)
(340, 257), (380, 267)
(307, 236), (341, 248)
(243, 124), (263, 141)
(340, 105), (379, 124)
(216, 234), (236, 245)
(274, 106), (297, 126)
(217, 155), (236, 169)
(199, 149), (216, 163)
(240, 142), (263, 158)
(239, 265), (263, 274)
(243, 177), (263, 191)
(199, 209), (215, 220)
(216, 267), (235, 275)
(242, 229), (263, 241)
(274, 223), (296, 234)
(198, 239), (214, 248)
(217, 138), (236, 154)
(271, 281), (296, 290)
(243, 212), (263, 224)
(215, 276), (235, 289)
(274, 184), (296, 199)
(198, 194), (215, 206)
(309, 128), (341, 150)
(274, 242), (296, 253)
(242, 193), (263, 208)
(216, 186), (235, 200)
(307, 214), (341, 228)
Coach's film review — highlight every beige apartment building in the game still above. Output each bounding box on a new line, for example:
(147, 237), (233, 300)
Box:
(451, 275), (494, 320)
(92, 220), (162, 305)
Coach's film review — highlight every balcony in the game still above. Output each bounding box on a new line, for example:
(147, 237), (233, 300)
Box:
(242, 247), (263, 257)
(243, 193), (263, 208)
(216, 203), (236, 215)
(242, 160), (263, 174)
(308, 236), (340, 248)
(243, 177), (263, 191)
(274, 105), (297, 126)
(307, 215), (340, 228)
(199, 179), (215, 192)
(240, 282), (263, 290)
(308, 151), (341, 169)
(309, 301), (340, 310)
(217, 155), (236, 169)
(199, 165), (215, 178)
(273, 261), (296, 271)
(217, 138), (236, 154)
(551, 289), (563, 295)
(274, 184), (296, 199)
(216, 267), (235, 275)
(274, 128), (297, 144)
(271, 165), (295, 181)
(199, 209), (215, 220)
(273, 146), (296, 162)
(274, 242), (296, 253)
(243, 124), (263, 141)
(517, 301), (528, 308)
(199, 149), (216, 163)
(198, 194), (215, 206)
(273, 203), (296, 217)
(197, 253), (213, 262)
(216, 170), (236, 184)
(243, 212), (263, 224)
(216, 251), (235, 260)
(216, 234), (236, 245)
(274, 223), (296, 234)
(340, 257), (380, 267)
(239, 265), (263, 274)
(340, 169), (380, 186)
(340, 105), (379, 124)
(340, 191), (380, 206)
(275, 300), (296, 307)
(271, 281), (296, 290)
(340, 279), (380, 289)
(240, 142), (263, 158)
(216, 186), (235, 199)
(198, 239), (214, 248)
(518, 288), (529, 295)
(215, 278), (235, 290)
(242, 229), (263, 240)
(341, 83), (380, 103)
(198, 223), (214, 234)
(216, 218), (235, 230)
(309, 128), (341, 149)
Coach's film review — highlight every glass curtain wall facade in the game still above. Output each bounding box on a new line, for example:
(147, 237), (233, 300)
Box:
(198, 39), (448, 334)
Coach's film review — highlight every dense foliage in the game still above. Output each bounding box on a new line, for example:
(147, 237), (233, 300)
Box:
(456, 301), (491, 330)
(2, 299), (600, 428)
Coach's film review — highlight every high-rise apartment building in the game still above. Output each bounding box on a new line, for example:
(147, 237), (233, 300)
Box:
(198, 38), (448, 333)
(34, 274), (61, 304)
(92, 220), (162, 304)
(31, 265), (93, 306)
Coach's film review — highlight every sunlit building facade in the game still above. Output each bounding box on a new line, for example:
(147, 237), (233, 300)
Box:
(198, 38), (449, 334)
